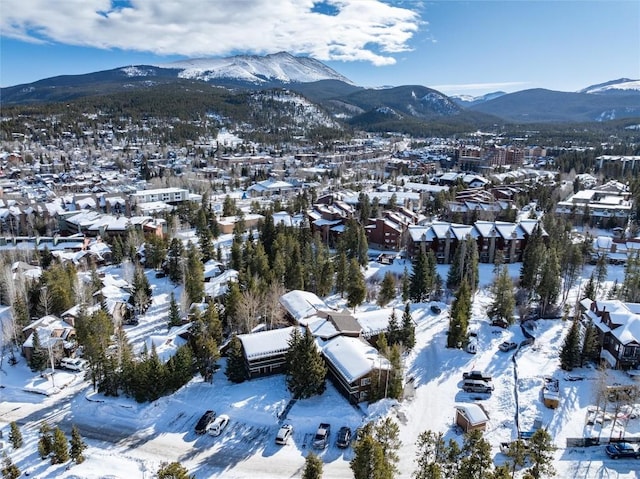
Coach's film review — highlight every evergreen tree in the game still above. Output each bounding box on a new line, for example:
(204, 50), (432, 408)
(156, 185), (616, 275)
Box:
(350, 423), (393, 479)
(410, 249), (430, 303)
(37, 422), (53, 459)
(581, 320), (601, 366)
(70, 425), (87, 464)
(487, 266), (515, 326)
(526, 429), (556, 479)
(447, 281), (471, 349)
(401, 303), (416, 350)
(446, 236), (478, 293)
(168, 292), (182, 329)
(536, 248), (561, 318)
(594, 253), (608, 298)
(29, 330), (48, 372)
(51, 426), (69, 464)
(374, 418), (401, 476)
(458, 428), (493, 479)
(378, 271), (396, 307)
(8, 422), (22, 449)
(285, 328), (326, 399)
(157, 461), (195, 479)
(413, 430), (446, 479)
(387, 310), (401, 346)
(129, 263), (152, 315)
(583, 273), (596, 300)
(225, 335), (247, 383)
(167, 238), (184, 284)
(184, 242), (204, 305)
(1, 453), (20, 479)
(302, 452), (324, 479)
(520, 225), (544, 292)
(189, 319), (219, 383)
(346, 258), (366, 311)
(560, 319), (582, 371)
(503, 439), (528, 478)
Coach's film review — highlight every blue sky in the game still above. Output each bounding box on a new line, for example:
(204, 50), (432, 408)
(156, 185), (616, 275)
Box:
(1, 1), (638, 96)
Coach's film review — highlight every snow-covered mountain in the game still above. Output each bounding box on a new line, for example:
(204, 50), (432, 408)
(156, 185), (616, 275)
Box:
(154, 51), (354, 85)
(450, 91), (506, 107)
(579, 78), (640, 94)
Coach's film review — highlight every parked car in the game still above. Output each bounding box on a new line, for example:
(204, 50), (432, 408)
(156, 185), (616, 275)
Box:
(605, 442), (640, 459)
(60, 357), (88, 371)
(207, 414), (229, 436)
(275, 424), (293, 445)
(462, 370), (492, 382)
(195, 410), (216, 434)
(499, 341), (518, 352)
(336, 426), (352, 448)
(491, 318), (509, 329)
(430, 304), (442, 314)
(313, 423), (331, 449)
(462, 379), (494, 394)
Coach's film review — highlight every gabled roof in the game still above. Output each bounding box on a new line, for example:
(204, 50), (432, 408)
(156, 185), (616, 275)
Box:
(322, 336), (390, 384)
(280, 290), (331, 322)
(238, 326), (301, 360)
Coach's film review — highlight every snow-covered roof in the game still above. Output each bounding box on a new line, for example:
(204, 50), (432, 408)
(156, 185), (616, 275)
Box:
(355, 307), (404, 338)
(455, 403), (489, 425)
(279, 290), (330, 322)
(238, 326), (301, 360)
(322, 336), (390, 384)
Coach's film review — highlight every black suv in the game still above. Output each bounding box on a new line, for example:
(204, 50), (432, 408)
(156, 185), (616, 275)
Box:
(195, 410), (216, 434)
(336, 426), (352, 448)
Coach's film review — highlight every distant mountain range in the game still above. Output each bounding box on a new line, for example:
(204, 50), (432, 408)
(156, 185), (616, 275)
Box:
(2, 52), (639, 125)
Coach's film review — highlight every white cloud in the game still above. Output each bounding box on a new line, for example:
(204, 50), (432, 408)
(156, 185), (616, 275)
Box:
(1, 0), (420, 65)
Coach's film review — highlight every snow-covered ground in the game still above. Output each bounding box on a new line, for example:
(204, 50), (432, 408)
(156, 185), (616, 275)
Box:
(1, 261), (639, 478)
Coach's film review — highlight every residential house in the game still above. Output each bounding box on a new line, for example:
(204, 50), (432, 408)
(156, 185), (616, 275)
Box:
(321, 335), (391, 404)
(580, 298), (640, 370)
(455, 404), (489, 433)
(237, 326), (302, 378)
(22, 315), (76, 364)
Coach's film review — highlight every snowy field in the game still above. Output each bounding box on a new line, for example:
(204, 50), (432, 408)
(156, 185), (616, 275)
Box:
(1, 260), (639, 478)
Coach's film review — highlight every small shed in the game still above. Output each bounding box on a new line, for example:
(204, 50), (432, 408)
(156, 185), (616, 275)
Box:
(455, 403), (489, 433)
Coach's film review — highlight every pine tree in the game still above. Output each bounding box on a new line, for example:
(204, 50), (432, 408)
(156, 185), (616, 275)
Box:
(487, 265), (515, 326)
(29, 330), (48, 372)
(302, 452), (324, 479)
(583, 273), (596, 300)
(168, 292), (182, 329)
(225, 335), (247, 383)
(1, 453), (20, 479)
(346, 258), (366, 311)
(350, 423), (393, 479)
(7, 422), (21, 450)
(51, 426), (69, 464)
(448, 281), (471, 349)
(285, 328), (326, 399)
(378, 271), (396, 307)
(447, 236), (478, 293)
(70, 425), (86, 464)
(458, 428), (493, 479)
(401, 303), (415, 350)
(374, 418), (401, 476)
(520, 225), (544, 292)
(526, 428), (556, 479)
(37, 422), (53, 459)
(536, 247), (561, 318)
(184, 242), (204, 305)
(386, 310), (401, 346)
(157, 461), (195, 479)
(413, 430), (446, 479)
(410, 249), (430, 303)
(560, 319), (582, 371)
(581, 321), (601, 366)
(167, 238), (184, 284)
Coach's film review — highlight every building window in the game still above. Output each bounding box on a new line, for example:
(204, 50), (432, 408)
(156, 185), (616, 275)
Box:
(361, 377), (371, 386)
(359, 390), (369, 400)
